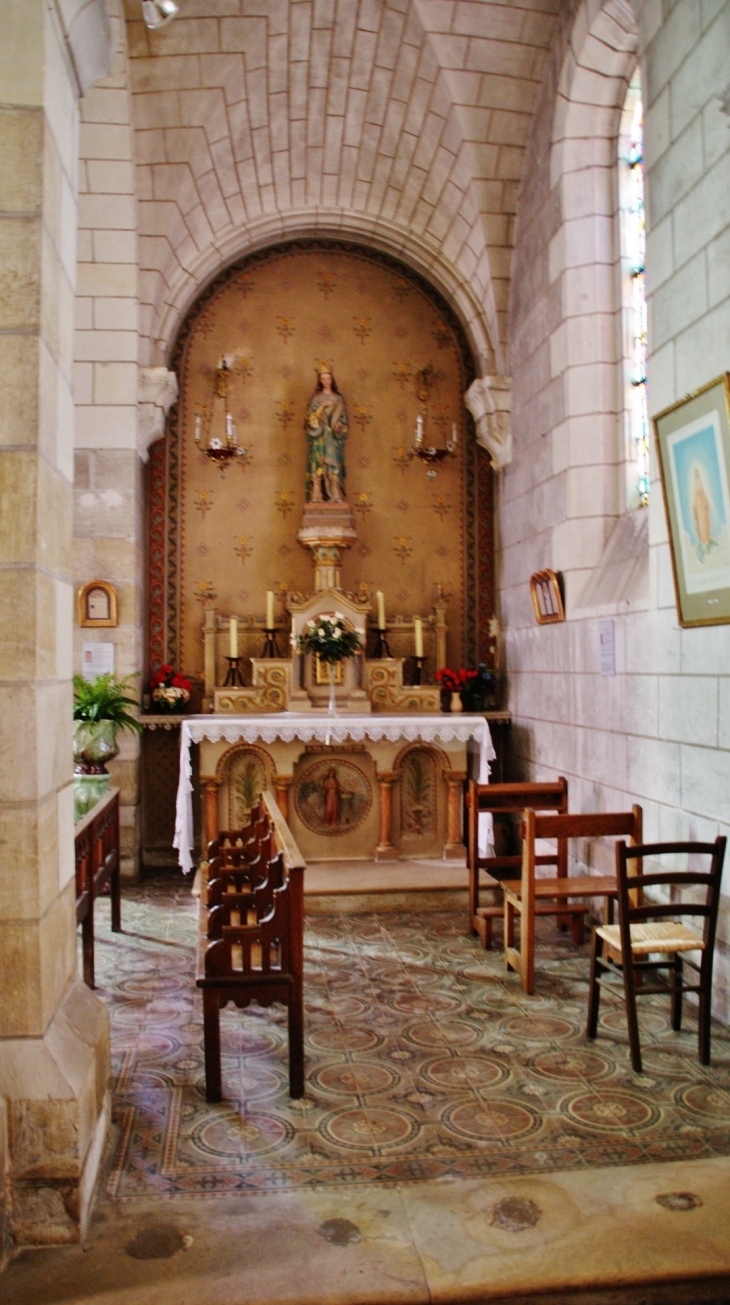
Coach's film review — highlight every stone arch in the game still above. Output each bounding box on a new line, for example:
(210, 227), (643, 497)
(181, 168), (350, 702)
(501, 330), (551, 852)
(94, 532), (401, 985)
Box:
(147, 213), (498, 383)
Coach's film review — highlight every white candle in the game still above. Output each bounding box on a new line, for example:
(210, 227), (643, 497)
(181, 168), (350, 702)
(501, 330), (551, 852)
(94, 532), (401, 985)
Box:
(195, 414), (202, 444)
(452, 422), (457, 446)
(226, 412), (233, 442)
(416, 415), (423, 446)
(266, 590), (274, 629)
(414, 616), (423, 657)
(376, 590), (385, 629)
(229, 617), (238, 658)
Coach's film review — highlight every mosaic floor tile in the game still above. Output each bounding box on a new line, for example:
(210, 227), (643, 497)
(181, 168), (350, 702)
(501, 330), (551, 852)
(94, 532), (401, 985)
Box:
(92, 872), (730, 1200)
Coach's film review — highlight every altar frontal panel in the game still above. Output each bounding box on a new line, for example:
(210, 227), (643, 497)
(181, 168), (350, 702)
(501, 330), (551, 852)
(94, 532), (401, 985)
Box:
(289, 750), (378, 861)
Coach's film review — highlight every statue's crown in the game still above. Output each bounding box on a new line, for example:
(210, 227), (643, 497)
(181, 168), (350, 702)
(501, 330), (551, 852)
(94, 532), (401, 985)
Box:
(315, 361), (333, 375)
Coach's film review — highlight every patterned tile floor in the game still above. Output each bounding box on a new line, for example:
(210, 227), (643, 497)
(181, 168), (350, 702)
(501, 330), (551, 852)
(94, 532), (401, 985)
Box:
(96, 872), (730, 1202)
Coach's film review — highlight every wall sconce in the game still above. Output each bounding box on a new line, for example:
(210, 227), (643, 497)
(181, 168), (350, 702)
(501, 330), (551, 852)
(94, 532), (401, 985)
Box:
(194, 358), (249, 476)
(410, 412), (457, 479)
(141, 1), (179, 30)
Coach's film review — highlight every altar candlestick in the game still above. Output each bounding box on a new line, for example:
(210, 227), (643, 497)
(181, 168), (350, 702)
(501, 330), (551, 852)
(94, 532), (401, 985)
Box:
(195, 414), (202, 444)
(376, 590), (386, 629)
(415, 415), (423, 447)
(266, 590), (275, 629)
(414, 616), (423, 657)
(452, 422), (457, 446)
(229, 617), (238, 658)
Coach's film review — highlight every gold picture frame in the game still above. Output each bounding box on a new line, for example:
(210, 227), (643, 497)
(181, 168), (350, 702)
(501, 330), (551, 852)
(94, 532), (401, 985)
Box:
(530, 569), (565, 624)
(314, 655), (344, 685)
(77, 580), (118, 628)
(653, 373), (730, 627)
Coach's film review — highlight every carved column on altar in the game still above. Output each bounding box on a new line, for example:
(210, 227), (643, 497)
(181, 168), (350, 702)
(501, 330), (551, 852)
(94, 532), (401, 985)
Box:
(204, 779), (221, 848)
(375, 770), (398, 860)
(297, 502), (358, 591)
(274, 775), (294, 823)
(443, 770), (466, 859)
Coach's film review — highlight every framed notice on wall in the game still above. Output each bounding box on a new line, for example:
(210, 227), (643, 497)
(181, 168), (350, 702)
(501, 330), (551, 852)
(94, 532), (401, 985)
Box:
(78, 580), (118, 628)
(654, 373), (730, 627)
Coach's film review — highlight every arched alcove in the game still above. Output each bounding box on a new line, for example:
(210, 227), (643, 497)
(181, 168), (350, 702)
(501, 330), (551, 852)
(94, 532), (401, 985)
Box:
(147, 239), (495, 681)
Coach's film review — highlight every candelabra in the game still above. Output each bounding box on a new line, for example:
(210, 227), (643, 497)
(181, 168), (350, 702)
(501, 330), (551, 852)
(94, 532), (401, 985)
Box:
(410, 412), (458, 479)
(223, 656), (244, 687)
(261, 629), (281, 658)
(373, 627), (392, 658)
(194, 358), (248, 475)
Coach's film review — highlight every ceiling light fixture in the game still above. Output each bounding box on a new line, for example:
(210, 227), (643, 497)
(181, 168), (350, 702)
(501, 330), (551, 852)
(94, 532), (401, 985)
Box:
(141, 0), (180, 30)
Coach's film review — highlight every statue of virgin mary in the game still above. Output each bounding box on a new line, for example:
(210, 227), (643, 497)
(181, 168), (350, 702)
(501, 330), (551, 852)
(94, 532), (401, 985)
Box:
(305, 364), (349, 503)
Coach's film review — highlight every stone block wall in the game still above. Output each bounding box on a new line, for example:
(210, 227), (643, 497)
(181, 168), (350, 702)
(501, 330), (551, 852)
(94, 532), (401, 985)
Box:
(73, 0), (143, 878)
(0, 0), (112, 1249)
(504, 0), (730, 1018)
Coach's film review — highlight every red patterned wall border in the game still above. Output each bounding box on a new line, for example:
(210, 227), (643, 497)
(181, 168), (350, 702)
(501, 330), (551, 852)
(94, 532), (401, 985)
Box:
(147, 435), (167, 673)
(476, 447), (495, 665)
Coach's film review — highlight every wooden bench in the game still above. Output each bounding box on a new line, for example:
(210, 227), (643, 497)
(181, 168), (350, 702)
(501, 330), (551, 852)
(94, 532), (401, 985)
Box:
(196, 794), (305, 1102)
(75, 788), (121, 989)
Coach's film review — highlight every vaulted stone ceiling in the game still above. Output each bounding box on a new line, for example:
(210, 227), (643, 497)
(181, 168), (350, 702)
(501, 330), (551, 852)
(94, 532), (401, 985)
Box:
(123, 0), (562, 368)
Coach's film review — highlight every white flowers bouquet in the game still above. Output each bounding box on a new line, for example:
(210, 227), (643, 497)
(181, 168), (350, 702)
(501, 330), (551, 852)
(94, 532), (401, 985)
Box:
(295, 612), (363, 664)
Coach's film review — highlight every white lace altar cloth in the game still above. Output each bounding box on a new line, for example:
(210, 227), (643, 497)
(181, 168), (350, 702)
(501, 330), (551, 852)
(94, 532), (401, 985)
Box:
(174, 712), (495, 874)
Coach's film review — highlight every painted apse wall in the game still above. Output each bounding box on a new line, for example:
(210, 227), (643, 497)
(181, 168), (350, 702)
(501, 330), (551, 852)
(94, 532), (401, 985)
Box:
(154, 244), (493, 681)
(504, 0), (730, 1017)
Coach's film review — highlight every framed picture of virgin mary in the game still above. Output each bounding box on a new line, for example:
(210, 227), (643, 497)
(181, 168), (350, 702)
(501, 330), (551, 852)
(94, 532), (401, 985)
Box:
(654, 374), (730, 627)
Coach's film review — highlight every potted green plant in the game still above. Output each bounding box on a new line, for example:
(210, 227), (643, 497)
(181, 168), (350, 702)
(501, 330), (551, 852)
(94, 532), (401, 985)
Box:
(73, 674), (142, 817)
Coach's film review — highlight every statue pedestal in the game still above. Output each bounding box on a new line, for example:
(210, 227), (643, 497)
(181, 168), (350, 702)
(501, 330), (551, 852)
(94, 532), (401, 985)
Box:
(297, 501), (357, 591)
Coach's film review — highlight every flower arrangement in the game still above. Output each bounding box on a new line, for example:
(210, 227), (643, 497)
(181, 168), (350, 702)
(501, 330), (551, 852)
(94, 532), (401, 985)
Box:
(435, 667), (477, 693)
(149, 664), (192, 712)
(436, 663), (498, 711)
(296, 613), (363, 663)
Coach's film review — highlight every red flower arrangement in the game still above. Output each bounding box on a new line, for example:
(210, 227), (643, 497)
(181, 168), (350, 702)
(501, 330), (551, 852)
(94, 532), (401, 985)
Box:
(435, 667), (477, 693)
(149, 664), (192, 711)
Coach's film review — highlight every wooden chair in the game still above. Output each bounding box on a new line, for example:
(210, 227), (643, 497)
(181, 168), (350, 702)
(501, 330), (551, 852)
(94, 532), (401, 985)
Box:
(587, 837), (727, 1073)
(467, 778), (569, 947)
(503, 806), (643, 995)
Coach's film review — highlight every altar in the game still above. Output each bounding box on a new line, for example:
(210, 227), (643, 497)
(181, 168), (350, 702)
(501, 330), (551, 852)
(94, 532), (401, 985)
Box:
(174, 713), (494, 873)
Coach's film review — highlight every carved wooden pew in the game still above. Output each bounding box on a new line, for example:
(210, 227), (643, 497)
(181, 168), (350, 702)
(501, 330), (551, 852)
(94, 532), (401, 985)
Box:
(196, 795), (305, 1102)
(74, 788), (121, 989)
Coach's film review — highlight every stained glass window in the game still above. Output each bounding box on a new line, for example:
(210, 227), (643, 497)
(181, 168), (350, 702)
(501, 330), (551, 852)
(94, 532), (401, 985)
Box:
(619, 69), (649, 507)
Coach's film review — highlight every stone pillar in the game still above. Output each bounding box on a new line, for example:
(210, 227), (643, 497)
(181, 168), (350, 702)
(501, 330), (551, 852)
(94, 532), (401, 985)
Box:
(274, 776), (293, 824)
(0, 0), (113, 1248)
(443, 771), (467, 859)
(375, 771), (398, 860)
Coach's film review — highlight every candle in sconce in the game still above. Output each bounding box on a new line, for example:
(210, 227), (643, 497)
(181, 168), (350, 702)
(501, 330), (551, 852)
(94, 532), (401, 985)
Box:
(415, 415), (423, 446)
(226, 412), (233, 442)
(195, 414), (202, 443)
(229, 617), (238, 658)
(266, 590), (275, 629)
(376, 590), (386, 629)
(414, 616), (423, 657)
